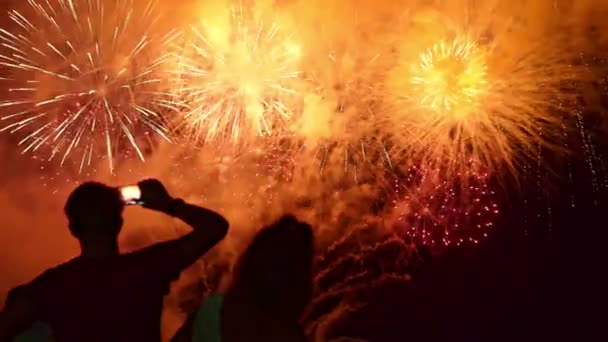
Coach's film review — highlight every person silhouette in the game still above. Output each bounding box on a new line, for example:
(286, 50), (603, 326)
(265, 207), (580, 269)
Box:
(172, 215), (314, 342)
(0, 179), (229, 342)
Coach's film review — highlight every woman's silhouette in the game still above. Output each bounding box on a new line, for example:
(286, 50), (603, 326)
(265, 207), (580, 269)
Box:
(173, 215), (314, 342)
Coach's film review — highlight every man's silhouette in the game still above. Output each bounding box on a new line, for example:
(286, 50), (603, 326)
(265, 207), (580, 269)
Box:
(0, 179), (229, 342)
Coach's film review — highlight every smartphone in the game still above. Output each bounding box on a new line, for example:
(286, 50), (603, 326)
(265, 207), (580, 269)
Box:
(120, 185), (142, 205)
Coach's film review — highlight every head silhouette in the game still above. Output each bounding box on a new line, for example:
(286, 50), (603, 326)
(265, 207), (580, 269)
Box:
(230, 215), (314, 320)
(64, 182), (124, 247)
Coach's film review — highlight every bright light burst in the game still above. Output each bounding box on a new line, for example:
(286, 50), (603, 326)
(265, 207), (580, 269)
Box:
(0, 0), (177, 172)
(172, 4), (302, 146)
(409, 36), (488, 114)
(387, 10), (581, 183)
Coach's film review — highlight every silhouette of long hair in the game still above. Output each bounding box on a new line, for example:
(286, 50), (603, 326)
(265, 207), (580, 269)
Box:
(229, 215), (314, 320)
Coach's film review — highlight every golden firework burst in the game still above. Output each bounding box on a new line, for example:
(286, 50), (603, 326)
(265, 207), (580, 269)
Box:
(171, 4), (303, 146)
(409, 36), (488, 115)
(385, 21), (579, 184)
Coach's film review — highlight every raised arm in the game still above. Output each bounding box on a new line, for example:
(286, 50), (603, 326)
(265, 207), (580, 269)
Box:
(167, 199), (229, 261)
(134, 179), (229, 271)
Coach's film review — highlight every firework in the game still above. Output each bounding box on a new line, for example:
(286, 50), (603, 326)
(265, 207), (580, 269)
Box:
(385, 4), (582, 182)
(171, 2), (303, 146)
(291, 44), (392, 181)
(388, 162), (500, 247)
(0, 0), (178, 173)
(408, 36), (488, 114)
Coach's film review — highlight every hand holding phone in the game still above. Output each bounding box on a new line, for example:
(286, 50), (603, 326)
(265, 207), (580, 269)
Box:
(137, 179), (174, 212)
(120, 185), (143, 205)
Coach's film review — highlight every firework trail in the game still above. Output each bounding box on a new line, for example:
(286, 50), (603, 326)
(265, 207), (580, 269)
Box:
(305, 235), (414, 341)
(0, 0), (179, 173)
(384, 1), (585, 183)
(170, 0), (303, 148)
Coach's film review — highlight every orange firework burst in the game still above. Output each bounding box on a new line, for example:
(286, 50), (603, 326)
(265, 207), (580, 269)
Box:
(386, 5), (583, 183)
(0, 0), (178, 173)
(171, 2), (303, 146)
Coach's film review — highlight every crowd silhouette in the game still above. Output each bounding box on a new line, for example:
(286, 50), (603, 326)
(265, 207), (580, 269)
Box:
(0, 179), (317, 342)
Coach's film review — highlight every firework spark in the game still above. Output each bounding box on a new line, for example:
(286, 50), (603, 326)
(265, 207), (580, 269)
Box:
(171, 2), (303, 146)
(386, 6), (582, 183)
(0, 0), (178, 173)
(388, 163), (500, 247)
